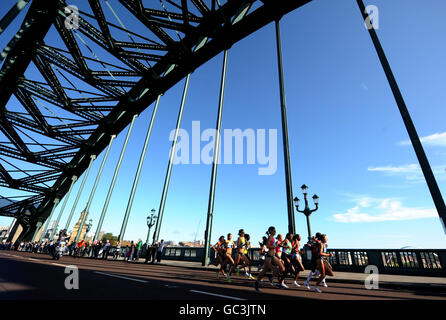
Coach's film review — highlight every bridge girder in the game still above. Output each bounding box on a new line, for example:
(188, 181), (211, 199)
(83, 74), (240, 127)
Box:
(0, 0), (312, 240)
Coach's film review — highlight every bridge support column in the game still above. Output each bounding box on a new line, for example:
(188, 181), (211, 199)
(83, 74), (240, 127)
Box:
(203, 50), (228, 266)
(38, 198), (60, 242)
(152, 75), (191, 245)
(118, 95), (161, 241)
(7, 219), (20, 243)
(275, 20), (296, 235)
(31, 222), (42, 243)
(94, 114), (138, 242)
(357, 0), (446, 232)
(64, 154), (96, 234)
(49, 175), (77, 241)
(75, 135), (116, 243)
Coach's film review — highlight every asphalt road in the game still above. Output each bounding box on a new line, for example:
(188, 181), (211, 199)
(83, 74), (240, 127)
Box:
(1, 251), (445, 300)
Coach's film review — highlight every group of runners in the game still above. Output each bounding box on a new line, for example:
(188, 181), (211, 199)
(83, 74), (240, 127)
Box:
(212, 229), (256, 282)
(212, 226), (334, 293)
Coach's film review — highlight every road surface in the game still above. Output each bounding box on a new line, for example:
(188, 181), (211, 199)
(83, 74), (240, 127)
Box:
(0, 251), (445, 300)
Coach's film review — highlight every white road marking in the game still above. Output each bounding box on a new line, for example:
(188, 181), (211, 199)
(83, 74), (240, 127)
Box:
(189, 290), (246, 300)
(94, 271), (148, 283)
(51, 263), (66, 267)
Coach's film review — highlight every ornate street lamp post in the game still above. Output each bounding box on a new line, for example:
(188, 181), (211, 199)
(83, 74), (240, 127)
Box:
(294, 184), (319, 241)
(146, 209), (157, 245)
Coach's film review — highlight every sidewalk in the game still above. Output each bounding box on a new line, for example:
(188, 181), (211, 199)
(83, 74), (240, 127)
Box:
(155, 259), (446, 291)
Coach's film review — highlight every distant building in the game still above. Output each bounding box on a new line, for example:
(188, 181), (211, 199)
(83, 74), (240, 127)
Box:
(0, 226), (9, 241)
(84, 232), (94, 242)
(68, 210), (89, 243)
(84, 231), (105, 243)
(179, 240), (204, 247)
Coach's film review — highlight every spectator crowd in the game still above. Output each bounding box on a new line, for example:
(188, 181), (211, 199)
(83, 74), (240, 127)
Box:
(0, 238), (165, 263)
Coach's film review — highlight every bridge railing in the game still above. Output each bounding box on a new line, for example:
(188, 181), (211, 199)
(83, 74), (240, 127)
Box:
(324, 249), (446, 276)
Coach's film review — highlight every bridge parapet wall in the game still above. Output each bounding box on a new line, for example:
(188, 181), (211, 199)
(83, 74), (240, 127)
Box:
(134, 247), (446, 277)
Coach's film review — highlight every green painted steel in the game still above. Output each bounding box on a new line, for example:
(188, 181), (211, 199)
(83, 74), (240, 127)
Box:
(93, 114), (138, 242)
(275, 20), (296, 235)
(31, 221), (42, 243)
(118, 95), (161, 241)
(356, 0), (446, 232)
(38, 198), (60, 242)
(203, 50), (228, 266)
(49, 175), (77, 241)
(64, 155), (96, 233)
(74, 135), (115, 243)
(152, 75), (191, 244)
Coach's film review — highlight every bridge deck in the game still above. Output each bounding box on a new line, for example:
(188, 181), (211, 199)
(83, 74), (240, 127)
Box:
(166, 260), (446, 288)
(0, 251), (445, 300)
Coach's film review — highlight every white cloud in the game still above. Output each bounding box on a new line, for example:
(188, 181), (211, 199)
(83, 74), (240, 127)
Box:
(332, 197), (437, 223)
(368, 164), (446, 182)
(368, 164), (419, 174)
(399, 132), (446, 147)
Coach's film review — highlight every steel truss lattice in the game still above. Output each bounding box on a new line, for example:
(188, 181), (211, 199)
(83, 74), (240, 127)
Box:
(0, 0), (311, 239)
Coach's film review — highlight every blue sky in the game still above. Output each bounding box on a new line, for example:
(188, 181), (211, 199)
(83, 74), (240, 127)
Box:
(1, 0), (445, 248)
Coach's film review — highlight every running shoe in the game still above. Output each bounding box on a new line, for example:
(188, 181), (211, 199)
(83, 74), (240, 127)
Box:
(304, 281), (310, 290)
(322, 281), (328, 288)
(279, 283), (289, 289)
(226, 275), (232, 283)
(314, 286), (322, 293)
(249, 274), (256, 280)
(292, 281), (300, 287)
(268, 275), (274, 287)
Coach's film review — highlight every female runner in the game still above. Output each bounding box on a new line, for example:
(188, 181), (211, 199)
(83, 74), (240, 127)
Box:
(228, 229), (248, 279)
(313, 234), (334, 293)
(291, 234), (305, 287)
(254, 226), (284, 291)
(278, 233), (295, 288)
(212, 235), (227, 278)
(244, 234), (255, 279)
(225, 233), (235, 283)
(258, 236), (268, 272)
